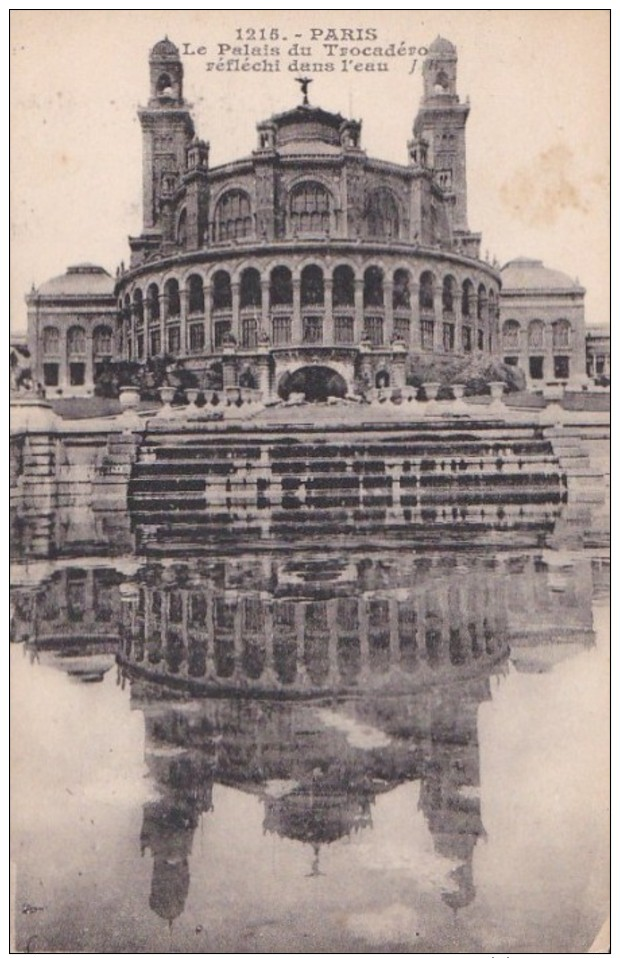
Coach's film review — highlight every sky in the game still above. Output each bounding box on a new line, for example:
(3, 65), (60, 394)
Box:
(10, 10), (610, 332)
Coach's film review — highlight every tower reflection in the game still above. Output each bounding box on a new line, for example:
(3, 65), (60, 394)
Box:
(129, 669), (500, 922)
(10, 549), (602, 927)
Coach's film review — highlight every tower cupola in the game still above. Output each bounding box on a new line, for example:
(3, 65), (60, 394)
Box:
(148, 37), (184, 106)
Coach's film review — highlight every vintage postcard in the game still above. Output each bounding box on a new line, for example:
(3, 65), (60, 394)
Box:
(10, 10), (610, 954)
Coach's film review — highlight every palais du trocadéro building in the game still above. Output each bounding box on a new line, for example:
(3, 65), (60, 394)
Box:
(26, 37), (599, 399)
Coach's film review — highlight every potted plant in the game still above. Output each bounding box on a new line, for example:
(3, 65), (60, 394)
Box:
(489, 381), (505, 402)
(119, 385), (141, 409)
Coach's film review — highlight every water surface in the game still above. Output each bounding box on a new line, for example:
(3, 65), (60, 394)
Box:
(11, 549), (609, 953)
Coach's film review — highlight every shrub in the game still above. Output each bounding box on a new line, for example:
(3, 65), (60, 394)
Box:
(406, 356), (525, 395)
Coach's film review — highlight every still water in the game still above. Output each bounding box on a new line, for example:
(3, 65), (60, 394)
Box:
(11, 549), (609, 954)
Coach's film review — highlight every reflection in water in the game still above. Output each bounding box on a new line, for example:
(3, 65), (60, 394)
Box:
(10, 550), (607, 950)
(131, 674), (495, 922)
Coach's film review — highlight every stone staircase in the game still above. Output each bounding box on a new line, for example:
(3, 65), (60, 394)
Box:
(128, 419), (568, 552)
(545, 421), (609, 549)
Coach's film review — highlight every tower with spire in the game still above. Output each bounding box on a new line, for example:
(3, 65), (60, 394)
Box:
(412, 37), (472, 239)
(137, 38), (195, 236)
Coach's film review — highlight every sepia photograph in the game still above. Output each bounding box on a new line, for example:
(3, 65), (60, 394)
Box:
(10, 10), (610, 954)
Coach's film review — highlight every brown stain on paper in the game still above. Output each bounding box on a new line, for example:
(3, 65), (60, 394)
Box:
(500, 143), (587, 226)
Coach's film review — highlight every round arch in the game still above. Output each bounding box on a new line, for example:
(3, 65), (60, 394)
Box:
(277, 364), (347, 402)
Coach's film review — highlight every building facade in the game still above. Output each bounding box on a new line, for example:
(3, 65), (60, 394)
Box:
(499, 258), (587, 388)
(26, 264), (117, 397)
(113, 36), (500, 399)
(23, 38), (602, 400)
(585, 324), (610, 380)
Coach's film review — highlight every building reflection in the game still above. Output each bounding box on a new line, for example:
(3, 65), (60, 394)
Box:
(10, 565), (123, 682)
(118, 554), (517, 695)
(129, 669), (497, 923)
(10, 550), (604, 924)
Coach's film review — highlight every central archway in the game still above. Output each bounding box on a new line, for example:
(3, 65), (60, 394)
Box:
(278, 365), (347, 402)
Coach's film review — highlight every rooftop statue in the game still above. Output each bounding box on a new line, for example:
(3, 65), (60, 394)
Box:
(295, 76), (313, 105)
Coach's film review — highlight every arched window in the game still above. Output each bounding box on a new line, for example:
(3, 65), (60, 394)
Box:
(146, 283), (160, 321)
(42, 326), (60, 355)
(488, 288), (497, 319)
(67, 325), (86, 357)
(270, 266), (293, 306)
(214, 190), (252, 242)
(477, 284), (487, 321)
(333, 265), (355, 307)
(364, 266), (384, 308)
(212, 270), (232, 311)
(301, 264), (324, 306)
(164, 278), (180, 318)
(461, 279), (474, 318)
(290, 182), (331, 234)
(93, 325), (113, 356)
(133, 289), (144, 323)
(552, 319), (571, 349)
(502, 320), (520, 350)
(434, 70), (450, 93)
(528, 320), (545, 350)
(156, 73), (173, 96)
(240, 267), (261, 309)
(419, 271), (434, 311)
(187, 275), (204, 314)
(393, 269), (411, 309)
(365, 189), (399, 239)
(442, 275), (457, 313)
(177, 208), (187, 247)
(239, 367), (258, 389)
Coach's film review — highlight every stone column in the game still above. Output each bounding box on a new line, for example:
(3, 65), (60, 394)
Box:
(129, 308), (137, 363)
(354, 278), (364, 343)
(59, 327), (68, 390)
(205, 593), (215, 680)
(231, 281), (240, 343)
(326, 602), (338, 686)
(358, 341), (374, 389)
(221, 343), (238, 388)
(416, 590), (428, 668)
(358, 597), (370, 680)
(294, 603), (307, 688)
(204, 281), (212, 352)
(471, 296), (479, 353)
(455, 307), (463, 355)
(179, 289), (188, 355)
(262, 604), (275, 687)
(432, 310), (441, 353)
(410, 283), (421, 351)
(388, 597), (399, 671)
(159, 293), (165, 357)
(254, 344), (271, 401)
(260, 278), (270, 334)
(324, 278), (334, 344)
(384, 280), (394, 344)
(85, 329), (94, 394)
(292, 278), (302, 344)
(232, 605), (243, 683)
(391, 341), (408, 388)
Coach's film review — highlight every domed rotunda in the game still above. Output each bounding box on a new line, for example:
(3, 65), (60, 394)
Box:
(114, 36), (501, 400)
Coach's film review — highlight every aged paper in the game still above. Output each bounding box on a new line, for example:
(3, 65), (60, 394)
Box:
(10, 10), (610, 955)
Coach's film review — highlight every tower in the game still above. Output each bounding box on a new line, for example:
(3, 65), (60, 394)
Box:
(138, 38), (195, 232)
(413, 37), (470, 232)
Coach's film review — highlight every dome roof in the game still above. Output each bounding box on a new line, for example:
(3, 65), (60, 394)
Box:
(501, 258), (581, 292)
(258, 104), (359, 155)
(150, 37), (180, 60)
(429, 36), (457, 54)
(37, 264), (115, 297)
